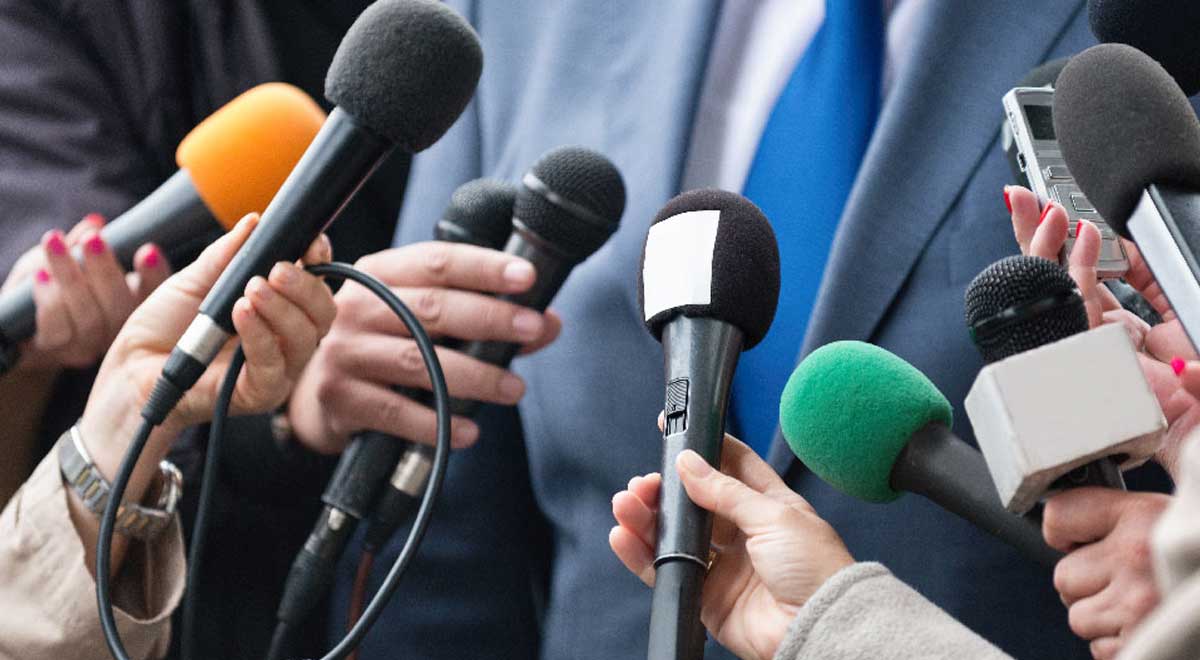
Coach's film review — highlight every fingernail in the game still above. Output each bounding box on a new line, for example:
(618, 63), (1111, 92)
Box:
(454, 421), (479, 446)
(1172, 357), (1186, 376)
(499, 374), (525, 400)
(1003, 187), (1013, 214)
(503, 260), (535, 287)
(142, 246), (160, 269)
(1039, 203), (1054, 225)
(271, 262), (296, 285)
(35, 269), (50, 284)
(677, 450), (712, 476)
(250, 276), (273, 300)
(85, 233), (105, 255)
(46, 231), (66, 256)
(83, 212), (105, 227)
(512, 309), (543, 340)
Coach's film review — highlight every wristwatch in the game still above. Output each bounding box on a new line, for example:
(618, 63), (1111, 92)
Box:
(57, 424), (182, 541)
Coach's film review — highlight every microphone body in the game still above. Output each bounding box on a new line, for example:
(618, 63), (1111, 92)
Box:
(1125, 185), (1200, 347)
(647, 317), (742, 660)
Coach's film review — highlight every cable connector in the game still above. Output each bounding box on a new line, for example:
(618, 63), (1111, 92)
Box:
(141, 376), (184, 427)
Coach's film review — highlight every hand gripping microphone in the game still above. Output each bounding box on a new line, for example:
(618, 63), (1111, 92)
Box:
(143, 0), (483, 424)
(1088, 0), (1200, 96)
(274, 179), (518, 638)
(1054, 44), (1200, 352)
(0, 82), (325, 374)
(964, 256), (1165, 513)
(779, 341), (1063, 567)
(639, 189), (781, 660)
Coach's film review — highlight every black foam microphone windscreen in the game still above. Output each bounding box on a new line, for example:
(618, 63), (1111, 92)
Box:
(1055, 44), (1200, 235)
(1088, 0), (1200, 96)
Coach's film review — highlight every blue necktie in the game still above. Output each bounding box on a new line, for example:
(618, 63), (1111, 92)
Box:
(732, 2), (885, 456)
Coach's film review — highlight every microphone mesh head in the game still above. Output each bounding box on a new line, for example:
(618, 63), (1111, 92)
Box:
(176, 83), (326, 230)
(1055, 44), (1200, 233)
(964, 256), (1087, 363)
(325, 0), (483, 152)
(638, 189), (780, 349)
(512, 146), (626, 261)
(437, 179), (516, 249)
(1088, 0), (1200, 95)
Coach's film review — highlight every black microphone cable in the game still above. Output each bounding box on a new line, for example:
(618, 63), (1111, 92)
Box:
(95, 262), (452, 660)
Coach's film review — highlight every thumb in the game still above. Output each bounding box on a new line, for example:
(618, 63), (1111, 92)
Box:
(170, 213), (259, 298)
(677, 450), (782, 535)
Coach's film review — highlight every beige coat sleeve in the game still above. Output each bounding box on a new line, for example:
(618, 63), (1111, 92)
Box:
(0, 450), (185, 660)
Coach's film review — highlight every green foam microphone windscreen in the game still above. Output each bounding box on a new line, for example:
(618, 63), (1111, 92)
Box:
(779, 341), (953, 503)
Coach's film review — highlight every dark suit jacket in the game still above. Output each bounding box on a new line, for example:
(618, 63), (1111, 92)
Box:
(367, 2), (1172, 660)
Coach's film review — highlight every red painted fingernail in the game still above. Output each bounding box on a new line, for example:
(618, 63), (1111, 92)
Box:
(83, 212), (105, 227)
(85, 234), (105, 255)
(1172, 357), (1186, 376)
(1038, 203), (1054, 225)
(35, 269), (50, 284)
(46, 231), (66, 256)
(1003, 187), (1013, 214)
(142, 246), (160, 269)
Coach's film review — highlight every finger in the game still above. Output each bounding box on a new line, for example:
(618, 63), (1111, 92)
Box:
(1029, 202), (1070, 261)
(1100, 309), (1150, 352)
(612, 490), (658, 550)
(1068, 219), (1103, 327)
(329, 334), (526, 406)
(30, 269), (71, 350)
(1146, 319), (1200, 363)
(356, 286), (550, 345)
(245, 276), (320, 380)
(39, 229), (105, 357)
(268, 262), (337, 336)
(64, 213), (105, 245)
(131, 244), (171, 301)
(718, 434), (803, 504)
(231, 297), (289, 414)
(355, 242), (536, 294)
(609, 526), (656, 587)
(1123, 242), (1176, 321)
(1043, 487), (1129, 551)
(1089, 637), (1122, 660)
(1176, 359), (1200, 401)
(519, 307), (564, 355)
(301, 234), (333, 266)
(321, 377), (480, 449)
(1067, 590), (1124, 641)
(627, 472), (662, 509)
(676, 449), (787, 533)
(78, 231), (138, 338)
(1053, 543), (1113, 605)
(1008, 186), (1043, 253)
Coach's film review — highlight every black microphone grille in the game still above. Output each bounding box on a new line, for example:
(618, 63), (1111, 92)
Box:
(639, 189), (780, 350)
(1055, 44), (1200, 235)
(964, 256), (1087, 363)
(1088, 0), (1200, 96)
(437, 179), (517, 249)
(325, 0), (483, 153)
(512, 146), (626, 261)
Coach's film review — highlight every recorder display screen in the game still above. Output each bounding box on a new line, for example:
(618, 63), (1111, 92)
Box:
(1023, 105), (1056, 141)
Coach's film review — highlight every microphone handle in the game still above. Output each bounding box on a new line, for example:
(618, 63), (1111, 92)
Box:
(648, 317), (742, 660)
(891, 423), (1063, 568)
(1126, 184), (1200, 351)
(1051, 457), (1126, 491)
(0, 170), (217, 368)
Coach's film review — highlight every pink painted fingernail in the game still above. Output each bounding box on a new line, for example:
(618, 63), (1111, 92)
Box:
(142, 246), (160, 269)
(1172, 357), (1186, 376)
(1039, 203), (1054, 225)
(1003, 187), (1013, 214)
(35, 269), (50, 284)
(85, 234), (105, 255)
(46, 231), (66, 256)
(83, 212), (105, 227)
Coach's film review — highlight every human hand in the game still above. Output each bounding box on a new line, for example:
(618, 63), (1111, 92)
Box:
(1043, 488), (1171, 659)
(286, 241), (562, 454)
(609, 433), (854, 660)
(1, 214), (171, 372)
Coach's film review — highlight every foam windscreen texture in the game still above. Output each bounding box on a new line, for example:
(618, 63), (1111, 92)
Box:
(779, 341), (952, 503)
(440, 179), (517, 249)
(325, 0), (482, 153)
(513, 146), (626, 261)
(1055, 43), (1200, 232)
(965, 256), (1087, 363)
(1018, 57), (1070, 87)
(639, 189), (780, 349)
(176, 83), (325, 229)
(1089, 0), (1200, 96)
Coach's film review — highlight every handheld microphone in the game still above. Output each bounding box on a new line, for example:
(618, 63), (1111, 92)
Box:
(639, 189), (781, 660)
(146, 0), (483, 423)
(964, 256), (1165, 513)
(274, 179), (518, 636)
(779, 341), (1063, 568)
(1088, 0), (1200, 95)
(0, 83), (325, 374)
(1054, 44), (1200, 352)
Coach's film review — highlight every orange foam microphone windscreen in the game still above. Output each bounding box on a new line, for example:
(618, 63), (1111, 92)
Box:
(176, 83), (326, 230)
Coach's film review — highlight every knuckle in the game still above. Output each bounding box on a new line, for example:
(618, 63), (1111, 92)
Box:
(1127, 586), (1159, 617)
(1053, 561), (1071, 595)
(412, 288), (443, 326)
(1067, 604), (1090, 637)
(397, 342), (425, 375)
(422, 243), (452, 280)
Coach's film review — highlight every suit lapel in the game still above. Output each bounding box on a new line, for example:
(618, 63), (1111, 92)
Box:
(767, 0), (1087, 471)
